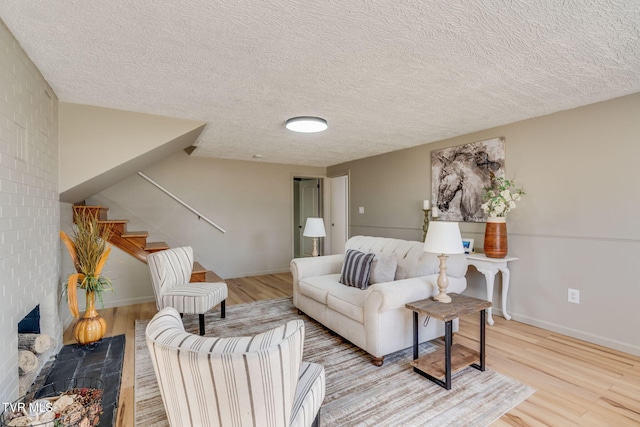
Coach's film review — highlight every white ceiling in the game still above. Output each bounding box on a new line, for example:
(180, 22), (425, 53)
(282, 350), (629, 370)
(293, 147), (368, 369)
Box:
(1, 1), (639, 167)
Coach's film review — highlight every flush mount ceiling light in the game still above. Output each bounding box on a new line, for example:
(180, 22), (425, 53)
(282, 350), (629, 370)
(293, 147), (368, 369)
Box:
(285, 116), (328, 133)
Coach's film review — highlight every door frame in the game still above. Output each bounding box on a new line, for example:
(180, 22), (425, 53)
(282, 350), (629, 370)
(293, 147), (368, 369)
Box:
(327, 170), (350, 255)
(291, 174), (327, 258)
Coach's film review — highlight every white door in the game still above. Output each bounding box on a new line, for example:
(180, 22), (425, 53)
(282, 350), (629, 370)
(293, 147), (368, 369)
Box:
(330, 175), (348, 254)
(299, 179), (320, 257)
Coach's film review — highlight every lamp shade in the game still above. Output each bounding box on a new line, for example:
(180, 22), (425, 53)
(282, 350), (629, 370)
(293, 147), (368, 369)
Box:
(423, 221), (464, 254)
(303, 218), (326, 237)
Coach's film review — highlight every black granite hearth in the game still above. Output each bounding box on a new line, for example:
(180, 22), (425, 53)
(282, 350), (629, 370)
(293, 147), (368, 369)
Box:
(36, 335), (125, 427)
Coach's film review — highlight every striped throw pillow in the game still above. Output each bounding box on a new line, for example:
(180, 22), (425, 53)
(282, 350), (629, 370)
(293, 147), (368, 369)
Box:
(339, 249), (375, 290)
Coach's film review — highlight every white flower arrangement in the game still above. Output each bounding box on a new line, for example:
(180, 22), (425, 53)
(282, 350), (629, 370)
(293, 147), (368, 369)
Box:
(481, 176), (525, 218)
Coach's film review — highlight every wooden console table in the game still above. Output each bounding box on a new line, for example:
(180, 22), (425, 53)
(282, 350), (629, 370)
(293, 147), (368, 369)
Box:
(406, 294), (491, 390)
(466, 254), (518, 325)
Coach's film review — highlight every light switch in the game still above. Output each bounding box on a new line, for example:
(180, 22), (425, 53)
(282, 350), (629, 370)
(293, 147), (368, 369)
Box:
(359, 206), (365, 214)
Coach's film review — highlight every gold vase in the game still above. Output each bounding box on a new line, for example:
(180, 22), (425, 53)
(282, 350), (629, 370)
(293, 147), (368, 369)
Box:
(74, 291), (107, 345)
(484, 217), (508, 258)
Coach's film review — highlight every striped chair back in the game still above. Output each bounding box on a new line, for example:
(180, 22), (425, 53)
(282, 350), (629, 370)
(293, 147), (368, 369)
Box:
(146, 307), (304, 427)
(147, 247), (194, 309)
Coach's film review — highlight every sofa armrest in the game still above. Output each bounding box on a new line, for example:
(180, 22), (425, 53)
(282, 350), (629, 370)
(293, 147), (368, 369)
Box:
(365, 276), (435, 313)
(290, 254), (344, 281)
(290, 255), (345, 302)
(364, 275), (467, 313)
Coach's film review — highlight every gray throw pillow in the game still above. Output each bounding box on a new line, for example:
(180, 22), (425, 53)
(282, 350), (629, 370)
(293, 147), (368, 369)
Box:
(369, 253), (397, 284)
(340, 249), (375, 290)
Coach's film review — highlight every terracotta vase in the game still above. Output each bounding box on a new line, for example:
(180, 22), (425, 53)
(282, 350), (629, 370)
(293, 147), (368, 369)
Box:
(74, 291), (107, 345)
(484, 217), (508, 258)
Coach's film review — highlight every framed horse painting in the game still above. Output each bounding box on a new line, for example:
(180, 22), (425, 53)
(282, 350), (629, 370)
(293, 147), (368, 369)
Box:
(431, 137), (505, 222)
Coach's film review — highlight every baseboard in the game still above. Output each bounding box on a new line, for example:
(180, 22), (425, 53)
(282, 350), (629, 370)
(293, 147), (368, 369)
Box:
(508, 311), (640, 357)
(73, 296), (156, 312)
(223, 268), (291, 280)
(100, 296), (156, 309)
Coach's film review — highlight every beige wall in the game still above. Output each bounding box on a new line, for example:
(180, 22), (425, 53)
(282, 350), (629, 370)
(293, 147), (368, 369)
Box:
(59, 103), (205, 203)
(328, 93), (640, 356)
(76, 152), (326, 306)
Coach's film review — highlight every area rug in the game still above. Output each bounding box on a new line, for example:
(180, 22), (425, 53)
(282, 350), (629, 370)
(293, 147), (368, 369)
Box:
(135, 298), (534, 426)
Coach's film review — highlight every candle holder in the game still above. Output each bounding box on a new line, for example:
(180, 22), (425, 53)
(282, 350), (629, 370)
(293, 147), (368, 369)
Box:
(422, 209), (431, 242)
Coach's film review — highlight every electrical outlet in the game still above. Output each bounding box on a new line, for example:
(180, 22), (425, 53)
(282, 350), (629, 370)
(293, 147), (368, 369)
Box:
(568, 288), (580, 304)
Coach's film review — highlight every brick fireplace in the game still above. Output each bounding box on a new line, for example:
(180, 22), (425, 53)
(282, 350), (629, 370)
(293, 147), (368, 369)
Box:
(0, 19), (62, 403)
(15, 304), (61, 395)
(2, 275), (63, 402)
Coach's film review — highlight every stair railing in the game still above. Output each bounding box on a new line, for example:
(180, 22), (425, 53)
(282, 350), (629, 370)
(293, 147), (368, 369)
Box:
(138, 172), (226, 233)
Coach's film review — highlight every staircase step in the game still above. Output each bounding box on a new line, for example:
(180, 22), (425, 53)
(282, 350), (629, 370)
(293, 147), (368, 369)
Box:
(205, 270), (225, 283)
(122, 231), (149, 237)
(109, 233), (149, 263)
(190, 263), (224, 283)
(72, 205), (222, 286)
(191, 262), (207, 282)
(72, 205), (108, 221)
(98, 219), (128, 234)
(145, 242), (170, 253)
(192, 262), (207, 274)
(121, 231), (149, 249)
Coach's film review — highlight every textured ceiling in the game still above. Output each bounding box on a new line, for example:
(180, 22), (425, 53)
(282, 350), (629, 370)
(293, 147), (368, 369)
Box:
(1, 1), (639, 167)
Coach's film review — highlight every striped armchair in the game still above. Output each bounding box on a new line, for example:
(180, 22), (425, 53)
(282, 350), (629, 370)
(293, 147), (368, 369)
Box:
(147, 246), (227, 335)
(146, 307), (325, 427)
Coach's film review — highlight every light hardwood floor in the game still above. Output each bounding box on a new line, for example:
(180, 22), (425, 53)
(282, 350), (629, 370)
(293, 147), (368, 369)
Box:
(64, 273), (640, 426)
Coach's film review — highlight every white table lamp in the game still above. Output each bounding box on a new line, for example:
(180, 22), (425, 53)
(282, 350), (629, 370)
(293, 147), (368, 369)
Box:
(423, 221), (464, 303)
(303, 218), (326, 257)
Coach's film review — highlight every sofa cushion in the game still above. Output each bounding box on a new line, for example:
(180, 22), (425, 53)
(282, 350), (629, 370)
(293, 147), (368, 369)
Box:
(326, 286), (366, 323)
(395, 249), (468, 280)
(395, 247), (440, 279)
(298, 274), (343, 304)
(339, 249), (375, 290)
(345, 236), (468, 279)
(369, 253), (397, 284)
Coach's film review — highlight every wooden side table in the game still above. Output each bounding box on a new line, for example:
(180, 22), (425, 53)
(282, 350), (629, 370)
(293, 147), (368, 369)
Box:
(406, 293), (491, 390)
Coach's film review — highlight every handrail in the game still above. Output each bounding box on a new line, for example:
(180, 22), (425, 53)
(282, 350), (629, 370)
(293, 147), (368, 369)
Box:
(137, 172), (226, 233)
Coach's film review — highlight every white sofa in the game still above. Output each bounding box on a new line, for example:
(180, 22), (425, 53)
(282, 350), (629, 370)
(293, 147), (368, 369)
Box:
(290, 235), (468, 366)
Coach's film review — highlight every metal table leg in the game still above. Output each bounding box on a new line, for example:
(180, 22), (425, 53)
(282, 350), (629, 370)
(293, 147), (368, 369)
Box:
(444, 320), (452, 390)
(471, 308), (487, 372)
(413, 311), (418, 360)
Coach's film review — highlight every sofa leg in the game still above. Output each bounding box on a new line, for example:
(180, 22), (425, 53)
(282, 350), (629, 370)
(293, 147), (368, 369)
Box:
(372, 356), (384, 367)
(297, 309), (304, 315)
(199, 314), (205, 335)
(221, 300), (226, 318)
